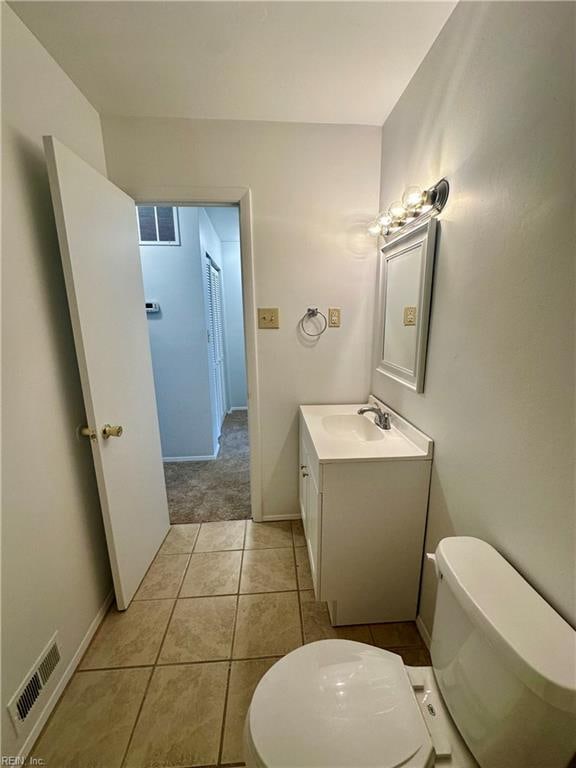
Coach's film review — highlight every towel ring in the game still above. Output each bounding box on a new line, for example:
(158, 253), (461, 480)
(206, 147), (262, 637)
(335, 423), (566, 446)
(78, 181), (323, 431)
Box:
(299, 308), (328, 337)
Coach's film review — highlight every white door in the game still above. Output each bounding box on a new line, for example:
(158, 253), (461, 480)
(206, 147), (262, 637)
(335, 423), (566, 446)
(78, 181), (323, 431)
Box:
(205, 257), (227, 434)
(44, 136), (170, 610)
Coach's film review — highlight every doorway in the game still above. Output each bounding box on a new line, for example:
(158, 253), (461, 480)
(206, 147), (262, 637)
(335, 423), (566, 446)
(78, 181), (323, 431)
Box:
(137, 204), (251, 523)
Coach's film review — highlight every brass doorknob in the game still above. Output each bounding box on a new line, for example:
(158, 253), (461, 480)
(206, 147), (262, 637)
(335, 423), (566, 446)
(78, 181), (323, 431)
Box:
(102, 424), (123, 439)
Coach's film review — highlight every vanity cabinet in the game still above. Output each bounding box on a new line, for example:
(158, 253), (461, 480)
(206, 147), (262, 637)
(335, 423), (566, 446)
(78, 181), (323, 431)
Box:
(299, 428), (322, 590)
(298, 400), (433, 626)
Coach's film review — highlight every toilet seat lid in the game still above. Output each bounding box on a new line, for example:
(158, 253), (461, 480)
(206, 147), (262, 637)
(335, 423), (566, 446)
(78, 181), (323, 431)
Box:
(248, 639), (433, 768)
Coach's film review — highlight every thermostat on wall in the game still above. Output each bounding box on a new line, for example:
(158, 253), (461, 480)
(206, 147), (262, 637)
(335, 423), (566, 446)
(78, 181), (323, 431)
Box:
(145, 301), (160, 314)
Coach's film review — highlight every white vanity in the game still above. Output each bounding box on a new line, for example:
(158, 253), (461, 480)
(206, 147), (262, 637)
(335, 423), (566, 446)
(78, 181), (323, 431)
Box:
(299, 396), (433, 625)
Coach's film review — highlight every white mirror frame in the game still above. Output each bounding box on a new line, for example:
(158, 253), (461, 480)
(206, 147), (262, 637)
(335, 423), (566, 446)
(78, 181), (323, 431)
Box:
(372, 217), (437, 393)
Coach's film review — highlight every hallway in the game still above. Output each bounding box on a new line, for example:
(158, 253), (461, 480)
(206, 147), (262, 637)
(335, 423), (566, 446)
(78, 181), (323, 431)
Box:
(163, 412), (251, 524)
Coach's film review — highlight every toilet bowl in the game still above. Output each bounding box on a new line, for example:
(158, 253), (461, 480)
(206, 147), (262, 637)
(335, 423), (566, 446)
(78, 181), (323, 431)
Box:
(244, 537), (576, 768)
(244, 639), (477, 767)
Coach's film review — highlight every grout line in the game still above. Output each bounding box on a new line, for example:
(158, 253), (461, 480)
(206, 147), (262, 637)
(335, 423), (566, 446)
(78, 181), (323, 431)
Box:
(229, 541), (245, 666)
(136, 584), (304, 604)
(77, 654), (288, 673)
(218, 537), (246, 765)
(153, 600), (179, 666)
(117, 594), (181, 767)
(118, 665), (154, 768)
(291, 526), (306, 647)
(120, 547), (190, 768)
(176, 553), (193, 600)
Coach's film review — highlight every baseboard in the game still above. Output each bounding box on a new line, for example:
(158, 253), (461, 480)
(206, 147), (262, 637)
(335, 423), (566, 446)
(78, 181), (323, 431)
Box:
(18, 590), (114, 760)
(228, 406), (248, 412)
(259, 514), (301, 522)
(416, 614), (431, 649)
(162, 453), (218, 462)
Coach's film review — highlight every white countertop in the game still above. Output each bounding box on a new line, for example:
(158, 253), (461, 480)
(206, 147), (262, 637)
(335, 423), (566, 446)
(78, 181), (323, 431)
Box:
(299, 399), (433, 463)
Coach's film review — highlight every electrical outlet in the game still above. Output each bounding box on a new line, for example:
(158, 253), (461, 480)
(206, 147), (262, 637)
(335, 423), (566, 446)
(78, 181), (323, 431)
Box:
(258, 307), (279, 329)
(328, 308), (341, 327)
(403, 306), (417, 326)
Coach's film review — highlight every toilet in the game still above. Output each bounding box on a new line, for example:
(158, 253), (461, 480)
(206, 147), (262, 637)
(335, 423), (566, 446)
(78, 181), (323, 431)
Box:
(244, 537), (576, 768)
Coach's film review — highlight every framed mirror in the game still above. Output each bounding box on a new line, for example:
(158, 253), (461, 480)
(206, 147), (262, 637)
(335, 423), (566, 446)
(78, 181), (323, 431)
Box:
(373, 218), (437, 393)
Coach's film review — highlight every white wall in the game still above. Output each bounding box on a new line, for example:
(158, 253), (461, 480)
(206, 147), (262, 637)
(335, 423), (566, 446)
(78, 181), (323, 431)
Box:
(140, 207), (215, 460)
(221, 241), (247, 409)
(374, 2), (575, 630)
(101, 118), (382, 519)
(199, 207), (223, 270)
(1, 6), (111, 756)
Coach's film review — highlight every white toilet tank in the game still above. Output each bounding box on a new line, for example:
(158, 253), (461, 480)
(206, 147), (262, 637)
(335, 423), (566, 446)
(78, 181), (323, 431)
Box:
(430, 537), (576, 768)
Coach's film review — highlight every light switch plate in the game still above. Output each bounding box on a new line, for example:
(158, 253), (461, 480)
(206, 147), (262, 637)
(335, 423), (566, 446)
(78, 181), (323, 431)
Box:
(258, 307), (279, 329)
(403, 306), (417, 326)
(328, 308), (341, 328)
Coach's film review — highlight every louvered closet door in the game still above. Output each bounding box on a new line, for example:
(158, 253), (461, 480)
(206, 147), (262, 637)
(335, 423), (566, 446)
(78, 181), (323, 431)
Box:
(212, 268), (227, 424)
(206, 258), (226, 436)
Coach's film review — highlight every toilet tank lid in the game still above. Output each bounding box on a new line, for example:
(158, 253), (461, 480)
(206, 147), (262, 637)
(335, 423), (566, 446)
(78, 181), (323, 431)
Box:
(436, 537), (576, 714)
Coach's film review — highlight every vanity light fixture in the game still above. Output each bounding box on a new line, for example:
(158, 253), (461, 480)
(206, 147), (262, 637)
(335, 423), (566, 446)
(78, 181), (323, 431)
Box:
(369, 178), (449, 238)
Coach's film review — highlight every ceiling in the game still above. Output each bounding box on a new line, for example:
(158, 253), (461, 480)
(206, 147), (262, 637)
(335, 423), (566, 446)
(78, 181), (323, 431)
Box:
(205, 206), (240, 243)
(10, 1), (455, 126)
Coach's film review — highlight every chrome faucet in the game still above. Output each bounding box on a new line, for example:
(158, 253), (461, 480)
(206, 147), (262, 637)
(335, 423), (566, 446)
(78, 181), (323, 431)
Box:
(357, 405), (391, 430)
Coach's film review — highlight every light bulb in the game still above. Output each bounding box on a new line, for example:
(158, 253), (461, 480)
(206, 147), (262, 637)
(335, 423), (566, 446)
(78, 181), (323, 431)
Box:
(388, 201), (407, 222)
(367, 221), (382, 237)
(402, 186), (425, 211)
(377, 212), (393, 228)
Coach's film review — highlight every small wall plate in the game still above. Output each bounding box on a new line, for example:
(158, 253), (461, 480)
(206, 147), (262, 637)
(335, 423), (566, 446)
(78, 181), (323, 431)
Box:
(328, 308), (341, 327)
(258, 307), (279, 329)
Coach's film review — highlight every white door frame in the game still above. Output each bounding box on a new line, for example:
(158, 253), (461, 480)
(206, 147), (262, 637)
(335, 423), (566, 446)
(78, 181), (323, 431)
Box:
(131, 185), (262, 522)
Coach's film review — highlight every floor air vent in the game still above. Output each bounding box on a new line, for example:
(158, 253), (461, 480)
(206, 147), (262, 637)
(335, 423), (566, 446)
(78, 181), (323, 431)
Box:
(8, 634), (60, 733)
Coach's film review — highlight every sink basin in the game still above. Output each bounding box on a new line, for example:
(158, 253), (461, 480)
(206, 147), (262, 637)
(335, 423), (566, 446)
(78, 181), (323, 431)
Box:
(299, 402), (433, 462)
(321, 414), (384, 442)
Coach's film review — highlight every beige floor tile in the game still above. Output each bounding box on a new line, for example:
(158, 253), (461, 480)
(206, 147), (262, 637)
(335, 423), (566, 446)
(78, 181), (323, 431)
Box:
(300, 591), (373, 644)
(124, 662), (228, 768)
(386, 646), (432, 665)
(159, 524), (200, 554)
(159, 596), (236, 663)
(245, 520), (293, 549)
(134, 554), (190, 600)
(240, 548), (296, 594)
(292, 519), (306, 548)
(180, 550), (242, 597)
(81, 600), (174, 669)
(194, 520), (246, 552)
(233, 592), (302, 658)
(295, 546), (313, 590)
(221, 658), (279, 764)
(30, 668), (150, 768)
(370, 621), (423, 648)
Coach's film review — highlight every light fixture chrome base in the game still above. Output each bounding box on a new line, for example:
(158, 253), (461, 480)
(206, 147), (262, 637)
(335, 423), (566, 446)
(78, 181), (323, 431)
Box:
(427, 177), (449, 213)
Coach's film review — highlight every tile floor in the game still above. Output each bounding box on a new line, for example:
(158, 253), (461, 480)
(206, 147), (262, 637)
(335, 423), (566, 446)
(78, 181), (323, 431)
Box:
(30, 520), (430, 768)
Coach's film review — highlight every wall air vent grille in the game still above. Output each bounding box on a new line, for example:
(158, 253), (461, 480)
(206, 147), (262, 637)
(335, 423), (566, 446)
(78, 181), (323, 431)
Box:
(15, 673), (42, 722)
(7, 634), (61, 733)
(38, 642), (60, 685)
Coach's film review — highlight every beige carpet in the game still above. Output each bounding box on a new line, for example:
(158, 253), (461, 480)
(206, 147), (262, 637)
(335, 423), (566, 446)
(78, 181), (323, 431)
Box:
(163, 411), (251, 524)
